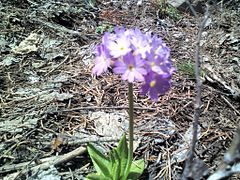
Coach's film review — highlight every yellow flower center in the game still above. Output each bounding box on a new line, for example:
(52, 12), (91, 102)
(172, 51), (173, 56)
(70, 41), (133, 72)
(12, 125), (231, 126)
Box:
(151, 62), (155, 67)
(128, 65), (134, 71)
(150, 80), (156, 87)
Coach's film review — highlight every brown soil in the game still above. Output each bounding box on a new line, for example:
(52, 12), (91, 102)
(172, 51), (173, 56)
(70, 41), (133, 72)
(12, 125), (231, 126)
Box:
(0, 0), (239, 179)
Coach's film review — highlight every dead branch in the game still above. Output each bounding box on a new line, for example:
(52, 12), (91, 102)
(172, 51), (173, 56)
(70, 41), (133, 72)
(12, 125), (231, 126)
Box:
(0, 135), (123, 174)
(44, 105), (156, 114)
(0, 146), (86, 176)
(181, 3), (210, 180)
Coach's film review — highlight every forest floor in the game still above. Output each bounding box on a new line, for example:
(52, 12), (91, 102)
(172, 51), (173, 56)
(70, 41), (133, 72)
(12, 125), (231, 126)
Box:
(0, 0), (239, 179)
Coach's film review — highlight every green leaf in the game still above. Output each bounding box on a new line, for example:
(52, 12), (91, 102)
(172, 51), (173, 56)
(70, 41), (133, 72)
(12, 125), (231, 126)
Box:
(95, 26), (104, 34)
(127, 159), (145, 180)
(116, 134), (129, 178)
(86, 173), (111, 180)
(109, 149), (121, 180)
(87, 143), (111, 177)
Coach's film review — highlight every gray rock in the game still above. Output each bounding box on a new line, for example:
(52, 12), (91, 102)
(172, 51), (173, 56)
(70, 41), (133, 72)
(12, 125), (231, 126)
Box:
(167, 0), (205, 14)
(168, 0), (187, 8)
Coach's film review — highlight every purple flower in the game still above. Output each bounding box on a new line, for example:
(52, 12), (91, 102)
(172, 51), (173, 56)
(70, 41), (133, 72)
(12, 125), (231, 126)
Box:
(154, 44), (170, 62)
(92, 26), (175, 100)
(106, 29), (131, 58)
(145, 49), (173, 78)
(113, 53), (147, 83)
(130, 35), (149, 58)
(92, 45), (111, 76)
(102, 32), (116, 47)
(141, 72), (171, 100)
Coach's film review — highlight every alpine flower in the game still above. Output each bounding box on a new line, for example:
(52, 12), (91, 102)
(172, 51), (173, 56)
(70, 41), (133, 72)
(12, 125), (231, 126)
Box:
(113, 53), (147, 82)
(92, 45), (111, 76)
(92, 27), (175, 100)
(141, 72), (171, 100)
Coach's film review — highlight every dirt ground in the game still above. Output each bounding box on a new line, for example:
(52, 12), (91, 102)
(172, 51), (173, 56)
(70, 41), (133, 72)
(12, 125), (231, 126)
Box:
(0, 0), (239, 179)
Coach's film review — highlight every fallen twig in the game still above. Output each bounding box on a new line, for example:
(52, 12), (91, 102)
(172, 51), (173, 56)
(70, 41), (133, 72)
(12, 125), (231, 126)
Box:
(44, 55), (69, 77)
(220, 95), (240, 116)
(0, 146), (86, 176)
(31, 18), (87, 41)
(44, 105), (156, 114)
(0, 136), (123, 174)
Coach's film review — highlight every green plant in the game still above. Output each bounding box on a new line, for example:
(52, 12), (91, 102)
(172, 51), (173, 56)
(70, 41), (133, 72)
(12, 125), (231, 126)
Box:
(177, 60), (205, 78)
(95, 24), (114, 34)
(177, 60), (195, 78)
(86, 134), (144, 180)
(166, 5), (182, 21)
(158, 0), (182, 21)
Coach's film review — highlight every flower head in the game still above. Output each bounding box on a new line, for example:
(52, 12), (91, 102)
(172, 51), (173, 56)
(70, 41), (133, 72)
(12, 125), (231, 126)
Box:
(106, 28), (131, 58)
(92, 45), (111, 76)
(141, 72), (171, 100)
(113, 53), (147, 83)
(130, 33), (149, 58)
(92, 27), (175, 100)
(145, 49), (174, 78)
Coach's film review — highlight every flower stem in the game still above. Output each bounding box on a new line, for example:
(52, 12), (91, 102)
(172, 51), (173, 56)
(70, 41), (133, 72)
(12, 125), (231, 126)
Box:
(126, 83), (134, 176)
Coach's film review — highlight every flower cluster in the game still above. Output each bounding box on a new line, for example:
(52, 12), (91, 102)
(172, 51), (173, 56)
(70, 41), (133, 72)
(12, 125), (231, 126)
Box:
(92, 27), (175, 100)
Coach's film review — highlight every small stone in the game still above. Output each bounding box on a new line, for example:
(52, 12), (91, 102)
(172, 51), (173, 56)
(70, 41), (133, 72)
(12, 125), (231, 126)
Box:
(167, 0), (205, 14)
